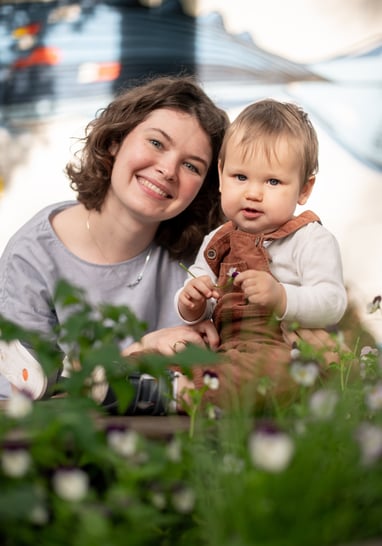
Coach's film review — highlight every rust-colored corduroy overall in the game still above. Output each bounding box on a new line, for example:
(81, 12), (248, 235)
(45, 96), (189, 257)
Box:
(195, 211), (324, 410)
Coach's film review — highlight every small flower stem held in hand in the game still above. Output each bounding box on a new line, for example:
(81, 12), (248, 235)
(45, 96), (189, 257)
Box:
(179, 262), (198, 279)
(179, 263), (238, 289)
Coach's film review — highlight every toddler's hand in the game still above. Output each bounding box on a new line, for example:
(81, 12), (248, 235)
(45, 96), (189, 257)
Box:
(178, 275), (220, 322)
(234, 269), (286, 315)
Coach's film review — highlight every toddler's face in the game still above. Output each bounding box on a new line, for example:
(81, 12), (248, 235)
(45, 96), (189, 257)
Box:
(218, 134), (314, 235)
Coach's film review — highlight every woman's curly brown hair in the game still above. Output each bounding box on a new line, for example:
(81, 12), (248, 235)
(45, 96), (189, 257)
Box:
(66, 75), (229, 260)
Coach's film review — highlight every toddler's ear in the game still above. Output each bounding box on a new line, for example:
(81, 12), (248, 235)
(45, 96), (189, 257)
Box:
(298, 176), (315, 205)
(218, 159), (223, 192)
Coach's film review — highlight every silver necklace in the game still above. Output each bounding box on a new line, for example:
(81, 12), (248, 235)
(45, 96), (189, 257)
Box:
(86, 212), (152, 288)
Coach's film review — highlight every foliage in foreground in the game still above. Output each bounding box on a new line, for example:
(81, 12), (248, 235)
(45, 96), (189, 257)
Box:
(0, 280), (382, 546)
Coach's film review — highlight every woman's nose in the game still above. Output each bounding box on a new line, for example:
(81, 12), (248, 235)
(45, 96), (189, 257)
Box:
(157, 156), (177, 180)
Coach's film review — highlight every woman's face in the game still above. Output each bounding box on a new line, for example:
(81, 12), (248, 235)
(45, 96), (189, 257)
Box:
(108, 108), (212, 228)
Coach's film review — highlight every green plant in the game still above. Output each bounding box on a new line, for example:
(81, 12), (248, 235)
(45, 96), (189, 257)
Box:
(1, 282), (382, 545)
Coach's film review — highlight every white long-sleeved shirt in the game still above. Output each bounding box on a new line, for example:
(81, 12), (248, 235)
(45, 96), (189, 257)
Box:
(175, 220), (347, 329)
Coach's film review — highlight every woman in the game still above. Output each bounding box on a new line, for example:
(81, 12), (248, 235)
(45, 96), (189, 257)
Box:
(0, 75), (229, 404)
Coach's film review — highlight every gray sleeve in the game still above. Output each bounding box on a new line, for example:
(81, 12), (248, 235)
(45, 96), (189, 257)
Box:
(0, 238), (58, 342)
(0, 373), (12, 399)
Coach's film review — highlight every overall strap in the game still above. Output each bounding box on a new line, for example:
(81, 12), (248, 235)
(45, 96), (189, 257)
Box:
(204, 211), (321, 276)
(204, 221), (236, 276)
(265, 210), (321, 242)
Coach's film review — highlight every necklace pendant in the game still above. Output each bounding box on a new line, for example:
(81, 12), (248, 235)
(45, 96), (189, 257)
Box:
(127, 274), (143, 288)
(86, 211), (153, 288)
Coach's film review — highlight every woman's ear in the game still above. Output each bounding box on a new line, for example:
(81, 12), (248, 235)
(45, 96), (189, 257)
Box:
(298, 175), (315, 205)
(109, 141), (119, 156)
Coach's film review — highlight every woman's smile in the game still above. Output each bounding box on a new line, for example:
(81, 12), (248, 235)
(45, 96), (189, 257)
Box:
(137, 176), (172, 199)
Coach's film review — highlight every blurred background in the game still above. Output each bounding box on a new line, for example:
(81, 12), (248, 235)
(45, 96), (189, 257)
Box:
(0, 0), (381, 343)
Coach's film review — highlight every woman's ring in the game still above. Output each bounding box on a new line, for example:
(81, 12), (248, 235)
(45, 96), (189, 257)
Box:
(172, 340), (187, 352)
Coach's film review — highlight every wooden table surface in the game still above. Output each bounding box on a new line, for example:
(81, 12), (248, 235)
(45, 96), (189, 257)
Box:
(0, 398), (190, 439)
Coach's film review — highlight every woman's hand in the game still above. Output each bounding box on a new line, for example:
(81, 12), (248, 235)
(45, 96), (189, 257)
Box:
(122, 320), (220, 357)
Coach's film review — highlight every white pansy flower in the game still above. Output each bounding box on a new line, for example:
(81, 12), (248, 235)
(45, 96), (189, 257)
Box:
(107, 428), (139, 458)
(1, 448), (31, 477)
(53, 468), (89, 502)
(290, 344), (301, 361)
(29, 504), (49, 525)
(150, 490), (167, 510)
(203, 371), (219, 390)
(360, 346), (380, 379)
(249, 426), (294, 473)
(172, 485), (195, 514)
(360, 346), (379, 360)
(227, 267), (238, 279)
(309, 389), (338, 420)
(290, 360), (320, 387)
(365, 382), (382, 412)
(356, 422), (382, 465)
(5, 391), (33, 419)
(166, 436), (182, 463)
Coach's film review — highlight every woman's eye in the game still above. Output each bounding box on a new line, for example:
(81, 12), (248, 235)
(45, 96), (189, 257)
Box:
(150, 139), (162, 149)
(268, 178), (280, 186)
(184, 162), (199, 174)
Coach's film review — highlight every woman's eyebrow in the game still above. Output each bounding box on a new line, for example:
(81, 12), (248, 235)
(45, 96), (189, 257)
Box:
(147, 127), (209, 169)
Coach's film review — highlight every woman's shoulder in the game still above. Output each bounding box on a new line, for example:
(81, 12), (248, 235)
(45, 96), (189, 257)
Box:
(11, 201), (77, 233)
(2, 201), (78, 255)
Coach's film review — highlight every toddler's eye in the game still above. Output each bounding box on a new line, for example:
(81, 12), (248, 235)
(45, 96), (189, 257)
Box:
(268, 178), (280, 186)
(236, 174), (247, 181)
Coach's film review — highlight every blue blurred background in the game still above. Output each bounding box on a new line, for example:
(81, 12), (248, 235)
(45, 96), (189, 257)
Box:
(0, 0), (382, 341)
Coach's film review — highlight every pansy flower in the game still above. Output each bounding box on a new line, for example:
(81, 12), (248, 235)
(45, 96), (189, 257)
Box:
(359, 345), (380, 379)
(356, 422), (382, 465)
(5, 390), (33, 419)
(171, 483), (195, 514)
(1, 442), (31, 478)
(107, 425), (139, 458)
(249, 421), (294, 473)
(365, 382), (382, 412)
(52, 467), (89, 502)
(149, 483), (167, 510)
(290, 342), (301, 361)
(165, 435), (182, 463)
(203, 370), (220, 390)
(29, 503), (49, 526)
(309, 389), (338, 419)
(290, 359), (320, 387)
